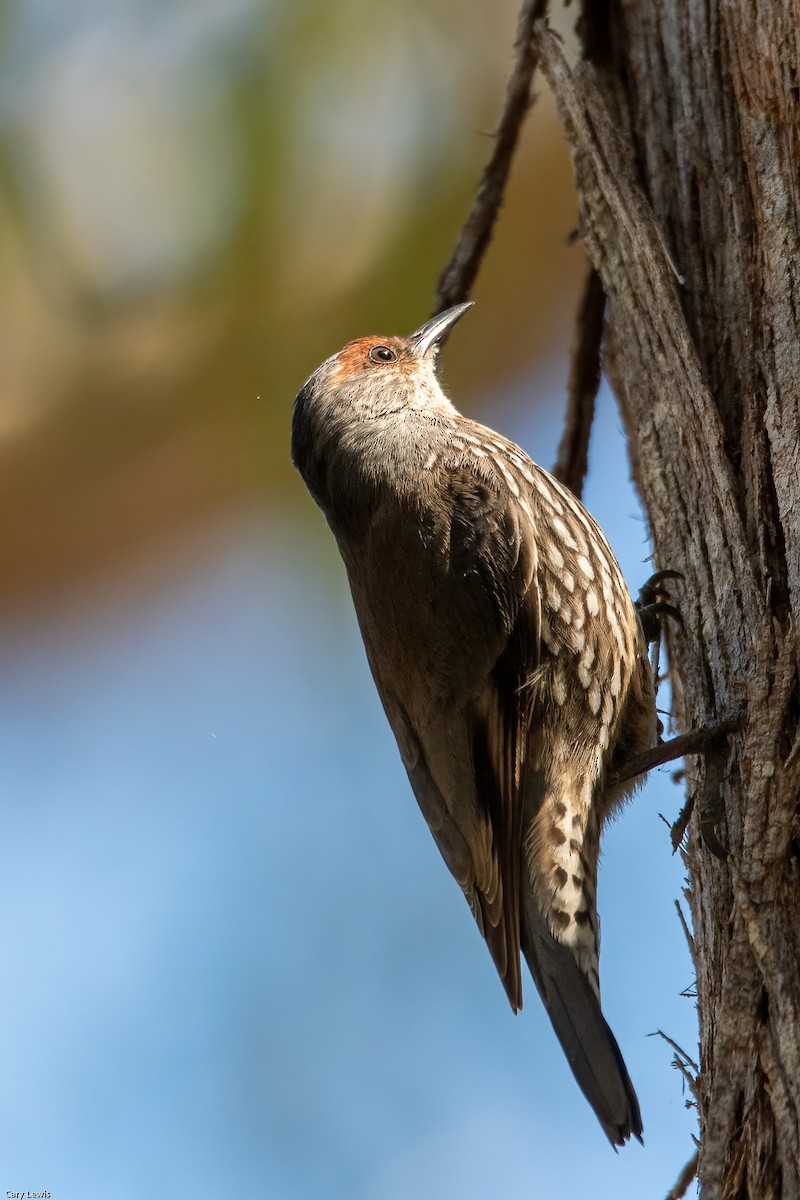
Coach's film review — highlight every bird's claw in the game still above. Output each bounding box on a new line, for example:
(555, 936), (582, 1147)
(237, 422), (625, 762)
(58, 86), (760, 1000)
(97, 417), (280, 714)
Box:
(636, 570), (684, 646)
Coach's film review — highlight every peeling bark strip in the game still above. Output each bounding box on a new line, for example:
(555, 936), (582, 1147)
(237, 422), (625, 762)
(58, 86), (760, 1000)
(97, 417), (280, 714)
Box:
(538, 12), (800, 1200)
(553, 264), (605, 499)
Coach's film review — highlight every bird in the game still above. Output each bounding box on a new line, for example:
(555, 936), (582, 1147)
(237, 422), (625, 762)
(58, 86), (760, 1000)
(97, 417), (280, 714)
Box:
(291, 301), (656, 1146)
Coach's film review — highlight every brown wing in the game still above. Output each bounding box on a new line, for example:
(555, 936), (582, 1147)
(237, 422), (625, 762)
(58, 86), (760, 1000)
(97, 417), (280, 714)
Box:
(353, 464), (541, 1012)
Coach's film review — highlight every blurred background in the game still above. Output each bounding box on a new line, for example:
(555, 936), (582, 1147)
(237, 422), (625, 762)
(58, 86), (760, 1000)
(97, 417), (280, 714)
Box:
(0, 1), (699, 1196)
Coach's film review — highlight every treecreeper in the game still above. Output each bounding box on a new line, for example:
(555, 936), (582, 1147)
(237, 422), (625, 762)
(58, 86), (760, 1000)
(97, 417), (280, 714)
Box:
(291, 303), (656, 1146)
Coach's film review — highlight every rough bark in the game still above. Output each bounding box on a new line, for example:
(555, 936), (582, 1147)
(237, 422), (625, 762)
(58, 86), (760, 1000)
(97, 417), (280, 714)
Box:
(538, 8), (800, 1198)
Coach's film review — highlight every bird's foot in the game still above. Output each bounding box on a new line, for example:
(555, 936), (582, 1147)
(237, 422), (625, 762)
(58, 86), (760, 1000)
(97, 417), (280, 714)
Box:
(635, 570), (683, 646)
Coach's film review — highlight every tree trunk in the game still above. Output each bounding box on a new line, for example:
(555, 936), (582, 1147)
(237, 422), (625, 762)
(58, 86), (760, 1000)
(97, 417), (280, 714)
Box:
(539, 6), (800, 1197)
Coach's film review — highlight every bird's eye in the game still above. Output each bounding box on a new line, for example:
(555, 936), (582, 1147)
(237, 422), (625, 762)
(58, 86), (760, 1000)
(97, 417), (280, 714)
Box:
(368, 345), (397, 364)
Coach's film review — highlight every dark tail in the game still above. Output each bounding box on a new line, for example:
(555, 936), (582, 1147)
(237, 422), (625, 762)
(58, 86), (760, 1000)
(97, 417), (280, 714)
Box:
(520, 901), (643, 1147)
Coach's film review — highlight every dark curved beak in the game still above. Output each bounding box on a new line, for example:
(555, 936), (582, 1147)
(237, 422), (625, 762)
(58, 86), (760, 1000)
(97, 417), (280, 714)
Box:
(409, 302), (474, 358)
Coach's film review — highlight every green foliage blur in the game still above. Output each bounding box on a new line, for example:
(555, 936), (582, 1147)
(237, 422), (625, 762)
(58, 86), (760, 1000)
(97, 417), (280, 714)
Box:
(0, 0), (582, 604)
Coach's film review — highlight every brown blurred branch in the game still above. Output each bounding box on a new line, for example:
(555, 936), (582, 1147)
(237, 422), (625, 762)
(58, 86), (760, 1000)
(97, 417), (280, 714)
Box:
(552, 263), (605, 498)
(433, 0), (549, 314)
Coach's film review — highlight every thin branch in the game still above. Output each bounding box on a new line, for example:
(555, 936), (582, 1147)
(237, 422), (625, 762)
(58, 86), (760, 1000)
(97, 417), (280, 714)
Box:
(654, 1031), (700, 1107)
(651, 1029), (700, 1075)
(675, 898), (696, 960)
(674, 1060), (700, 1102)
(608, 710), (746, 789)
(433, 0), (550, 314)
(552, 264), (605, 498)
(664, 1151), (699, 1200)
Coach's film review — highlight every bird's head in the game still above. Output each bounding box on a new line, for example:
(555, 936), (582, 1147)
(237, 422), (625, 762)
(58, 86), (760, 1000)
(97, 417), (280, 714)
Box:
(295, 302), (473, 425)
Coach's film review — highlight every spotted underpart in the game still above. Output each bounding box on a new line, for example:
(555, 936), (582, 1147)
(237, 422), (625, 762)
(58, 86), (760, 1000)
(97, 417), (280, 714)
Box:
(423, 418), (651, 996)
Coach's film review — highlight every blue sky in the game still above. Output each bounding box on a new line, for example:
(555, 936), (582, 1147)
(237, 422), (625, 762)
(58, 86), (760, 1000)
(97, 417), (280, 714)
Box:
(0, 378), (699, 1199)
